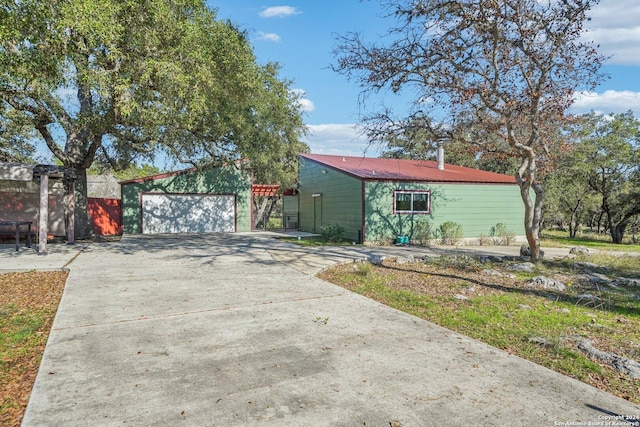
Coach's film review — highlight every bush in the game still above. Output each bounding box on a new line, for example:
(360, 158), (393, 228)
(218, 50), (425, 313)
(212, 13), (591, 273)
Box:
(477, 234), (492, 246)
(490, 223), (516, 246)
(413, 220), (434, 245)
(438, 221), (463, 245)
(321, 224), (345, 243)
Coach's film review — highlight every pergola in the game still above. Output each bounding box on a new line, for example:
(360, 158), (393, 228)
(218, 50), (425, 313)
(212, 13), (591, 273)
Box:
(32, 165), (77, 254)
(0, 163), (76, 254)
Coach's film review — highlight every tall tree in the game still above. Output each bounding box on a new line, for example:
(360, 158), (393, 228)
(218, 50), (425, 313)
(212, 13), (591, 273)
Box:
(334, 0), (605, 261)
(573, 111), (640, 243)
(0, 0), (307, 236)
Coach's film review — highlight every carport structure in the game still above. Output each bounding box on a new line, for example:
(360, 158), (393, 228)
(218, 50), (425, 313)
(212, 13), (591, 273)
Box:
(121, 165), (279, 234)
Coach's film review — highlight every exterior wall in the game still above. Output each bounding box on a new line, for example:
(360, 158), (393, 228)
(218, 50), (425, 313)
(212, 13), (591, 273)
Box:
(88, 198), (122, 236)
(121, 167), (251, 234)
(282, 195), (299, 230)
(297, 156), (363, 241)
(364, 181), (525, 243)
(0, 179), (66, 237)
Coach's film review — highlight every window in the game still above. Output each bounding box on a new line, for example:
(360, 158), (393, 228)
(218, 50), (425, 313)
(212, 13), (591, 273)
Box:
(394, 190), (431, 214)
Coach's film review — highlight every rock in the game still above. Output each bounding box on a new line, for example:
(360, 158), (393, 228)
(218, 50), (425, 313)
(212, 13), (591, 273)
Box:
(519, 245), (544, 259)
(517, 304), (532, 310)
(558, 308), (571, 314)
(571, 261), (600, 271)
(396, 255), (414, 264)
(482, 269), (504, 277)
(577, 294), (601, 301)
(584, 271), (612, 285)
(615, 277), (640, 287)
(570, 246), (590, 255)
(368, 255), (386, 265)
(529, 336), (553, 347)
(508, 262), (536, 273)
(454, 294), (469, 300)
(525, 276), (566, 291)
(578, 341), (640, 379)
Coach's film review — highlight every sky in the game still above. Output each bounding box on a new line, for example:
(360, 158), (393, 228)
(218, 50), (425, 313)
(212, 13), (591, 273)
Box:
(208, 0), (640, 157)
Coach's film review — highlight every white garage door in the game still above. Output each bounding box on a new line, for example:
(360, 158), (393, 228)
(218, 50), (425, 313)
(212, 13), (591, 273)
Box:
(141, 194), (235, 234)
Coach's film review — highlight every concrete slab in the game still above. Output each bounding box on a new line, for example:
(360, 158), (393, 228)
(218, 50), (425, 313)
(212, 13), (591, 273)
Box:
(23, 234), (640, 426)
(0, 242), (89, 272)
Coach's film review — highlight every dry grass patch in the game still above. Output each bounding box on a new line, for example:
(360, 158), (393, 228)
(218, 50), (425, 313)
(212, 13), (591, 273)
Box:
(0, 271), (67, 427)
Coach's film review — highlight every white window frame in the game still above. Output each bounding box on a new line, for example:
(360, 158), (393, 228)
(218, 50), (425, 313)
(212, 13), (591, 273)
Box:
(393, 190), (431, 214)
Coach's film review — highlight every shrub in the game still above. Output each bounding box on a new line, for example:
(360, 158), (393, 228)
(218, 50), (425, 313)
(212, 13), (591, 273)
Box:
(413, 220), (434, 245)
(438, 221), (463, 245)
(490, 223), (516, 246)
(321, 224), (345, 243)
(478, 234), (492, 246)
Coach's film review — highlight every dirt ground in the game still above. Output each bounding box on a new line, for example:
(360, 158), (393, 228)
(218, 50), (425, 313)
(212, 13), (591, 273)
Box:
(0, 271), (67, 427)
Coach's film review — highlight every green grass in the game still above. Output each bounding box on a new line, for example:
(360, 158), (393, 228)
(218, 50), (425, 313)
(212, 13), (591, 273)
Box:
(319, 254), (640, 403)
(541, 229), (640, 252)
(0, 305), (48, 371)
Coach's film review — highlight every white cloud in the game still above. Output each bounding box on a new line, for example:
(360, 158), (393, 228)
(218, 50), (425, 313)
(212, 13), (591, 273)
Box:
(302, 124), (381, 156)
(257, 31), (281, 42)
(584, 1), (640, 65)
(572, 90), (640, 115)
(259, 6), (301, 18)
(290, 89), (315, 112)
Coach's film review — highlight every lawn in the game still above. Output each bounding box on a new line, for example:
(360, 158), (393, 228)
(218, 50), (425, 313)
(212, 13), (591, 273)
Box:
(541, 229), (640, 252)
(0, 270), (67, 427)
(318, 251), (640, 404)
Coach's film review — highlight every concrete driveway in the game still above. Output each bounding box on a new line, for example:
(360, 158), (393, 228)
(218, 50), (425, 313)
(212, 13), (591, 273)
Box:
(16, 234), (640, 426)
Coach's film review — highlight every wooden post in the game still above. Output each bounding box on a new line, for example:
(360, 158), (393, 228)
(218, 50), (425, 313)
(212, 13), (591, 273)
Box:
(67, 179), (75, 244)
(38, 173), (48, 255)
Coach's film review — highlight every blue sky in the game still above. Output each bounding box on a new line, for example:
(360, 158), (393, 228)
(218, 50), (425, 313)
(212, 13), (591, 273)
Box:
(208, 0), (640, 157)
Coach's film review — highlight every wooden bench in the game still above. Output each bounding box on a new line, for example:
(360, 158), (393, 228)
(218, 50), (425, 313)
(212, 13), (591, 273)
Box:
(0, 221), (33, 251)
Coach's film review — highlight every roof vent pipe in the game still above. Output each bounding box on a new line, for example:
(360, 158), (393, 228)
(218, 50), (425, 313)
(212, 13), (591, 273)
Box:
(437, 142), (445, 170)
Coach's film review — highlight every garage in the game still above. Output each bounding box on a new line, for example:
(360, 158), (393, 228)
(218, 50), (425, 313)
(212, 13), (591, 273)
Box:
(141, 193), (235, 234)
(120, 165), (253, 235)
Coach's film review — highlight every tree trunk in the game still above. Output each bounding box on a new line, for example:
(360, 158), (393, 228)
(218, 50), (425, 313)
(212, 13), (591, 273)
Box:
(518, 180), (544, 263)
(568, 199), (582, 238)
(70, 167), (93, 239)
(610, 224), (626, 244)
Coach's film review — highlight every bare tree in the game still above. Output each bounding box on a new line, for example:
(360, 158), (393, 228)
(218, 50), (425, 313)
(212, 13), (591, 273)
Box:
(334, 0), (606, 262)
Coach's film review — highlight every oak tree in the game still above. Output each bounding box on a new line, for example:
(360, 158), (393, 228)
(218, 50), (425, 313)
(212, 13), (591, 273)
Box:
(1, 0), (307, 236)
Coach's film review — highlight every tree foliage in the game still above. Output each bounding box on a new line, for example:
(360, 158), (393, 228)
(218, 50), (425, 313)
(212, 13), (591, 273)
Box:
(0, 0), (307, 236)
(334, 0), (605, 261)
(572, 111), (640, 243)
(0, 103), (36, 162)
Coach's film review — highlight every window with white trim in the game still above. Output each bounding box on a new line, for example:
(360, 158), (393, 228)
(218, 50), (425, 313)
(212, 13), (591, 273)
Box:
(394, 190), (431, 214)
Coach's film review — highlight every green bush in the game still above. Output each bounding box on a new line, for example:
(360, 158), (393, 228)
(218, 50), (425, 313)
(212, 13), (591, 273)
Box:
(321, 224), (345, 243)
(490, 223), (516, 246)
(413, 220), (434, 244)
(438, 221), (463, 245)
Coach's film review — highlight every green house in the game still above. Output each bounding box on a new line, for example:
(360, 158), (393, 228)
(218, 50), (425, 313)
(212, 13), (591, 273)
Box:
(297, 154), (525, 244)
(121, 165), (252, 234)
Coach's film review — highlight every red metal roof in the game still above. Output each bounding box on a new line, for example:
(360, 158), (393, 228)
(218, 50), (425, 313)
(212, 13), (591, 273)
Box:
(300, 154), (517, 184)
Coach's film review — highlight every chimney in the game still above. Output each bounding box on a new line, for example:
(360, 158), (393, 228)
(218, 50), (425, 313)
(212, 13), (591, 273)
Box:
(437, 142), (445, 170)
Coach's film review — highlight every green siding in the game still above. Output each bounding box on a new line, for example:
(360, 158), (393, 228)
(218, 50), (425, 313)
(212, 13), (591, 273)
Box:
(364, 181), (525, 242)
(298, 156), (363, 241)
(121, 167), (252, 234)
